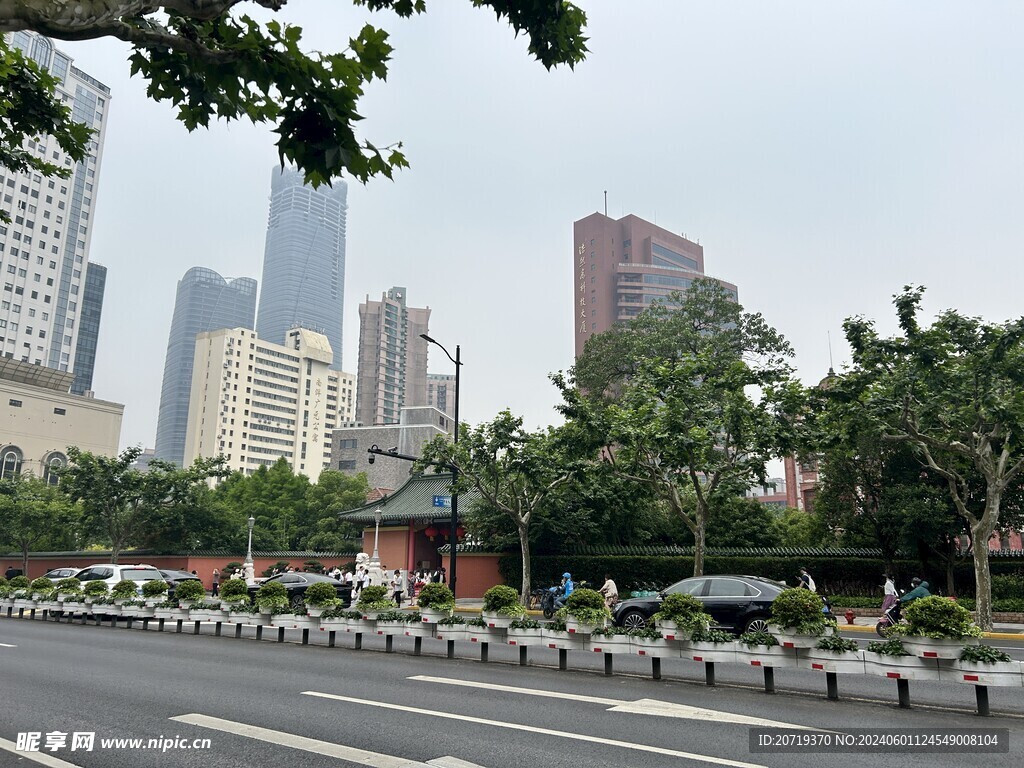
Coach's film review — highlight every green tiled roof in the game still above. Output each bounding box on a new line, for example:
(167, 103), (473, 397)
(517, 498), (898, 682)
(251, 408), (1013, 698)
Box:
(338, 473), (480, 523)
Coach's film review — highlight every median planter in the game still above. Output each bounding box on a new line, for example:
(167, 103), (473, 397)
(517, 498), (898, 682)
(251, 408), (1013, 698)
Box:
(542, 626), (586, 651)
(415, 583), (455, 623)
(589, 629), (633, 655)
(653, 593), (713, 643)
(799, 648), (866, 675)
(270, 613), (316, 630)
(506, 619), (544, 646)
(565, 617), (606, 635)
(470, 622), (505, 644)
(687, 640), (737, 664)
(434, 618), (469, 642)
(403, 619), (435, 639)
(481, 585), (528, 629)
(864, 640), (940, 680)
(736, 631), (798, 668)
(632, 632), (677, 658)
(154, 606), (190, 621)
(938, 646), (1024, 687)
(562, 588), (612, 636)
(900, 636), (978, 660)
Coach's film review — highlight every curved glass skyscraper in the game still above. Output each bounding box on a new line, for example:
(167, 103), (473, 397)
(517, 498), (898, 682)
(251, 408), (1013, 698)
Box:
(154, 267), (257, 465)
(256, 167), (348, 369)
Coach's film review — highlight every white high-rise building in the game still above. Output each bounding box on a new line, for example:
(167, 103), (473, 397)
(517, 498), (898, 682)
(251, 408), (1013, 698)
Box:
(183, 327), (354, 477)
(0, 32), (110, 377)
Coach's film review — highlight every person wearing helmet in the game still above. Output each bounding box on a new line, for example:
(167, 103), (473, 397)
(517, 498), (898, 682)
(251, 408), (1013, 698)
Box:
(900, 577), (931, 604)
(554, 572), (575, 610)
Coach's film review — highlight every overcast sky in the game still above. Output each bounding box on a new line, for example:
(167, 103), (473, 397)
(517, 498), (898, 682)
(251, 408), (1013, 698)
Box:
(57, 1), (1024, 453)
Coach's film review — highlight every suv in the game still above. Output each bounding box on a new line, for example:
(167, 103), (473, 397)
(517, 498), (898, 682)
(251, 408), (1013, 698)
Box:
(74, 564), (164, 593)
(41, 567), (81, 582)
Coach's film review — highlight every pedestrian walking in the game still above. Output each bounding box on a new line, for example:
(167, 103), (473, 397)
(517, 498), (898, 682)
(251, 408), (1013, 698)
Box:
(798, 567), (816, 592)
(390, 569), (405, 607)
(211, 569), (220, 597)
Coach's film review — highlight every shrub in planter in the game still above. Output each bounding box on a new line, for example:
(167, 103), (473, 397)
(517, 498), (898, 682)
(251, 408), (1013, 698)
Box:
(739, 630), (779, 648)
(356, 585), (396, 613)
(111, 580), (139, 600)
(690, 627), (735, 644)
(563, 588), (612, 626)
(866, 639), (911, 657)
(770, 588), (831, 634)
(303, 582), (339, 608)
(438, 615), (466, 627)
(0, 576), (7, 588)
(959, 645), (1012, 664)
(220, 578), (249, 602)
(55, 577), (81, 594)
(30, 576), (54, 595)
(653, 593), (711, 633)
(416, 582), (455, 612)
(815, 635), (859, 653)
(508, 618), (543, 630)
(8, 576), (30, 589)
(83, 580), (109, 597)
(141, 580), (169, 599)
(898, 596), (983, 640)
(253, 581), (288, 610)
(175, 579), (207, 603)
(482, 585), (525, 617)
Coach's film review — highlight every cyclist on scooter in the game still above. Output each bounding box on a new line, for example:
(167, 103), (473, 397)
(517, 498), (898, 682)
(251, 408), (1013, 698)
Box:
(900, 577), (930, 604)
(553, 572), (574, 610)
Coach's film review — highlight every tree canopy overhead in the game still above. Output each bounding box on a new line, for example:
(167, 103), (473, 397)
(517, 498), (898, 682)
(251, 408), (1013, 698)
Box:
(0, 0), (589, 187)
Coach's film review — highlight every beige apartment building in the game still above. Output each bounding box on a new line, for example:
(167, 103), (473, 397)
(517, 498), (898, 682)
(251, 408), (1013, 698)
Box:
(183, 327), (353, 477)
(0, 357), (122, 480)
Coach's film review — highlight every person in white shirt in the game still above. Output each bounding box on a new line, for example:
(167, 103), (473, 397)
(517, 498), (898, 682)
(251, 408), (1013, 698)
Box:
(882, 574), (898, 611)
(798, 567), (816, 592)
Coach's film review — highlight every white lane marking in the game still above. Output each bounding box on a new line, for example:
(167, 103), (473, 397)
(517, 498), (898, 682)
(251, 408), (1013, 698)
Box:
(302, 691), (768, 768)
(426, 758), (486, 768)
(171, 713), (437, 767)
(0, 642), (17, 647)
(0, 738), (83, 767)
(408, 675), (816, 730)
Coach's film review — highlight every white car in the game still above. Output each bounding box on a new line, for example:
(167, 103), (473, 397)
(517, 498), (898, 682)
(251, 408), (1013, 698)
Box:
(73, 563), (164, 592)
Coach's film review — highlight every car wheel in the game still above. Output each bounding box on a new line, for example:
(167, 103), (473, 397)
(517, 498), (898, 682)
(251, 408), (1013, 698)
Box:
(290, 593), (305, 609)
(619, 610), (648, 630)
(743, 616), (770, 634)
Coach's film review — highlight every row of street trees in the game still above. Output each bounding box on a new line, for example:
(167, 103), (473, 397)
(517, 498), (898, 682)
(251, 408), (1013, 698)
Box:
(0, 450), (368, 573)
(422, 281), (1024, 630)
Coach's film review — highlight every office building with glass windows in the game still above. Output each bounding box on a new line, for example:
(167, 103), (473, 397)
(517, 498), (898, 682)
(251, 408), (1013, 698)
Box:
(70, 261), (105, 395)
(256, 167), (348, 370)
(572, 212), (738, 358)
(154, 267), (258, 465)
(356, 287), (430, 426)
(0, 32), (110, 379)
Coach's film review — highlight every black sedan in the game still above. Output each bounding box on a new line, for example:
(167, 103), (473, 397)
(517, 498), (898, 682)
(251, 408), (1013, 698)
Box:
(612, 575), (786, 634)
(247, 572), (352, 608)
(158, 569), (203, 599)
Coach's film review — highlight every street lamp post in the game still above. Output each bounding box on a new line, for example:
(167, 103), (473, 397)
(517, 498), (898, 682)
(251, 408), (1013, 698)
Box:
(371, 508), (382, 564)
(244, 516), (255, 585)
(421, 333), (461, 598)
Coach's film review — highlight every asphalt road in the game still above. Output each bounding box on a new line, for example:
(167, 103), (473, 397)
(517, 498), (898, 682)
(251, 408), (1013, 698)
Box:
(0, 614), (1021, 768)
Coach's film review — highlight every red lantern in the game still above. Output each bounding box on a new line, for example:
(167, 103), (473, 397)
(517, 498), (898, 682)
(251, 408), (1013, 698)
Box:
(424, 525), (438, 541)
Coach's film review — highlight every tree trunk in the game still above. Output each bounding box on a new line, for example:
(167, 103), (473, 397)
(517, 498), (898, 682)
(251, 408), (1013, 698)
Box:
(518, 524), (532, 604)
(21, 545), (29, 580)
(693, 515), (706, 577)
(970, 521), (993, 631)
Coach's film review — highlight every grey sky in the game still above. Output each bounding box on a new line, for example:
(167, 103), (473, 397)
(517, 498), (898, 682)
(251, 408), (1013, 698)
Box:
(59, 1), (1024, 453)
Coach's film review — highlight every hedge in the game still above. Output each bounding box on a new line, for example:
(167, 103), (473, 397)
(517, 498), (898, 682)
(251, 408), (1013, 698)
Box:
(501, 555), (1024, 598)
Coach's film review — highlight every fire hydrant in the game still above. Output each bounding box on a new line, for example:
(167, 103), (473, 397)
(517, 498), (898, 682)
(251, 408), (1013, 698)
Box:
(844, 609), (856, 625)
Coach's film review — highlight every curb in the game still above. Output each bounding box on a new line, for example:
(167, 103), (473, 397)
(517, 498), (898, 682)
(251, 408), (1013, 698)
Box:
(838, 624), (1023, 640)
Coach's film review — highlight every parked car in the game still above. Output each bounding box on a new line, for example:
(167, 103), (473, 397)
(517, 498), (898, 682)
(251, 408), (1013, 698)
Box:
(73, 564), (165, 594)
(612, 575), (787, 634)
(41, 567), (81, 582)
(247, 572), (351, 609)
(158, 569), (203, 599)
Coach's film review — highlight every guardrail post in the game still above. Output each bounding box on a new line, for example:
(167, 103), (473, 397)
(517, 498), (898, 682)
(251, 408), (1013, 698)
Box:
(446, 639), (454, 659)
(652, 657), (662, 680)
(519, 646), (528, 666)
(328, 630), (336, 648)
(975, 685), (990, 717)
(214, 621), (222, 637)
(705, 661), (716, 686)
(354, 631), (362, 650)
(255, 625), (263, 641)
(826, 672), (839, 700)
(193, 621), (201, 635)
(414, 637), (423, 656)
(558, 649), (568, 671)
(175, 619), (183, 633)
(897, 679), (911, 708)
(479, 641), (488, 662)
(301, 628), (309, 645)
(234, 623), (243, 639)
(763, 666), (775, 694)
(604, 653), (613, 676)
(276, 626), (285, 643)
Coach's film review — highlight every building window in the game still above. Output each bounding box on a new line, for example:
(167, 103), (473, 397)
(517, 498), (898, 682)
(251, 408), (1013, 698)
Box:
(338, 460), (357, 470)
(0, 446), (22, 479)
(43, 452), (66, 485)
